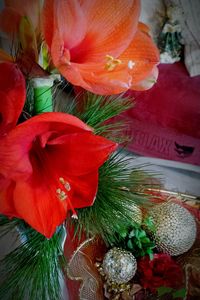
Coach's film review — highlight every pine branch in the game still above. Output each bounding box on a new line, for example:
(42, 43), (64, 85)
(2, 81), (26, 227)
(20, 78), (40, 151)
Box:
(76, 92), (133, 132)
(23, 81), (35, 117)
(0, 221), (66, 300)
(72, 151), (157, 246)
(54, 90), (134, 143)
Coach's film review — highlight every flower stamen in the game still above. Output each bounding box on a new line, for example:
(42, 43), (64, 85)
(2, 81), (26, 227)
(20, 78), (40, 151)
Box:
(105, 55), (122, 71)
(128, 60), (135, 69)
(56, 177), (76, 217)
(59, 177), (71, 191)
(56, 188), (67, 201)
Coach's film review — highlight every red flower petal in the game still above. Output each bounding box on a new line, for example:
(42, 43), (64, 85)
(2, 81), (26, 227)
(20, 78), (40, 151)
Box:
(45, 132), (117, 176)
(42, 0), (144, 94)
(0, 62), (26, 136)
(13, 177), (67, 238)
(0, 7), (21, 36)
(0, 112), (117, 237)
(0, 176), (16, 215)
(70, 171), (99, 208)
(119, 28), (160, 88)
(42, 0), (86, 49)
(1, 0), (41, 34)
(57, 60), (132, 95)
(72, 0), (140, 59)
(138, 254), (184, 292)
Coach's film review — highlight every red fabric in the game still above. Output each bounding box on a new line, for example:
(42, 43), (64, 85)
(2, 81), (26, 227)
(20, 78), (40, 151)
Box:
(124, 62), (200, 165)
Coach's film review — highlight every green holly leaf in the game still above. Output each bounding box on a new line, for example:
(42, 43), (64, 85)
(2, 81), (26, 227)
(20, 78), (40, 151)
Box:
(118, 227), (128, 238)
(136, 240), (142, 248)
(141, 237), (150, 244)
(128, 229), (135, 238)
(134, 228), (139, 238)
(157, 286), (173, 297)
(127, 239), (134, 250)
(172, 288), (186, 299)
(138, 230), (146, 238)
(148, 251), (154, 260)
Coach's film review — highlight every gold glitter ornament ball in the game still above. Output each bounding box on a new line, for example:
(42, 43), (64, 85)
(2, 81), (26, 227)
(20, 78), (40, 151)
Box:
(149, 202), (197, 256)
(102, 248), (137, 284)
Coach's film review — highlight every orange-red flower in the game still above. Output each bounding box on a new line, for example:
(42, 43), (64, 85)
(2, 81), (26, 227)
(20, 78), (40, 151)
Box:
(0, 62), (26, 137)
(0, 0), (45, 77)
(42, 0), (159, 95)
(0, 112), (117, 238)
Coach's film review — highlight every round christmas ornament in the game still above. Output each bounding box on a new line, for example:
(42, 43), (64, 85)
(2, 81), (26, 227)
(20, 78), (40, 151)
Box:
(131, 204), (143, 225)
(102, 247), (137, 284)
(149, 202), (197, 256)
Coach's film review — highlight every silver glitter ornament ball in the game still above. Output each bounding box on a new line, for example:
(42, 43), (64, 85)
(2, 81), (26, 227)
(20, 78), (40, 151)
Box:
(150, 202), (197, 256)
(102, 248), (137, 284)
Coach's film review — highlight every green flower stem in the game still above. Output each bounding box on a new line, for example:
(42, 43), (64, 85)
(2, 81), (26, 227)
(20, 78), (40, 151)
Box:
(31, 77), (54, 114)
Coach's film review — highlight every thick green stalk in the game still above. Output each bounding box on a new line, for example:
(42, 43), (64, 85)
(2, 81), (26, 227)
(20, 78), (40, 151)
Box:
(31, 77), (54, 114)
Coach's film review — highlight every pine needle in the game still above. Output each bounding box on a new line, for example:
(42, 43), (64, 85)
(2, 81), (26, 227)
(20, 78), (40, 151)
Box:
(71, 151), (156, 246)
(76, 92), (133, 132)
(0, 220), (66, 300)
(54, 90), (134, 143)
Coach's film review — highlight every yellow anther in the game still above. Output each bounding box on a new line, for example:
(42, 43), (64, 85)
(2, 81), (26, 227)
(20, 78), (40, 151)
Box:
(105, 55), (122, 71)
(56, 190), (67, 201)
(59, 177), (71, 191)
(56, 187), (68, 201)
(59, 177), (65, 184)
(105, 54), (114, 61)
(56, 188), (61, 194)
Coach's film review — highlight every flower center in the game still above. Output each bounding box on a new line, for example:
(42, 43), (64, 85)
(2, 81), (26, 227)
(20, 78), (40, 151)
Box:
(31, 137), (77, 218)
(56, 177), (78, 218)
(105, 55), (122, 71)
(56, 177), (71, 201)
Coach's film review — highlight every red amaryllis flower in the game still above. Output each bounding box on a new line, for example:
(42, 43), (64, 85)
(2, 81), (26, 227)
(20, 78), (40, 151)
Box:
(42, 0), (159, 95)
(0, 112), (117, 238)
(0, 0), (46, 77)
(0, 0), (41, 35)
(138, 253), (184, 293)
(0, 62), (26, 137)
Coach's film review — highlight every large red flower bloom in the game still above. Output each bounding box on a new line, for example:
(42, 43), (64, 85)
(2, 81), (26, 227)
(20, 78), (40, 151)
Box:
(0, 112), (117, 238)
(42, 0), (159, 95)
(0, 62), (26, 137)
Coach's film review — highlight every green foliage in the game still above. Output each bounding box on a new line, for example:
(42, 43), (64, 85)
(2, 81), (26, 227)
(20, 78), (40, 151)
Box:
(116, 217), (156, 259)
(0, 88), (158, 298)
(172, 288), (186, 299)
(157, 286), (186, 300)
(72, 151), (154, 246)
(23, 80), (35, 117)
(55, 90), (134, 143)
(157, 286), (174, 297)
(0, 217), (66, 300)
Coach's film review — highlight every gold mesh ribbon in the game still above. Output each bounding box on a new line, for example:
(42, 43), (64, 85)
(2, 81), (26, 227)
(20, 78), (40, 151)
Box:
(184, 249), (200, 299)
(174, 195), (200, 300)
(67, 236), (107, 300)
(177, 218), (200, 300)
